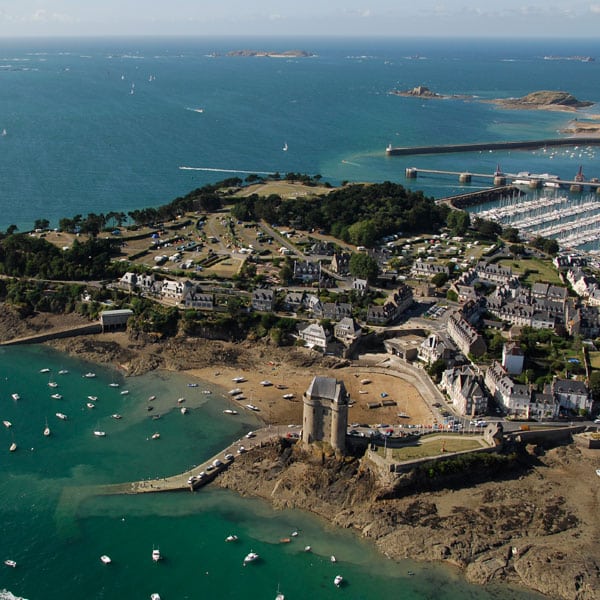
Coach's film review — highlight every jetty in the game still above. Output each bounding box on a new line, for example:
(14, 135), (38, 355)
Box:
(385, 137), (600, 156)
(98, 426), (297, 495)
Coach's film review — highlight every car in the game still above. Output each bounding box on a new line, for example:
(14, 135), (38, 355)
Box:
(224, 453), (234, 461)
(206, 465), (215, 472)
(237, 446), (246, 454)
(594, 418), (600, 424)
(246, 431), (256, 438)
(475, 421), (488, 427)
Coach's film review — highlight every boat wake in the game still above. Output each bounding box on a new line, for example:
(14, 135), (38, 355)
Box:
(0, 590), (29, 600)
(179, 166), (274, 175)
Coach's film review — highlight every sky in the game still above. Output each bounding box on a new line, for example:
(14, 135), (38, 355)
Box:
(0, 1), (599, 38)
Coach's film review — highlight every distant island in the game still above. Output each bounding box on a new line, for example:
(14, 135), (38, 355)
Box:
(389, 85), (472, 101)
(226, 49), (315, 58)
(490, 90), (594, 112)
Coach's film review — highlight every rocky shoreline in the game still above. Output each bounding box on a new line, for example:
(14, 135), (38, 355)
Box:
(1, 306), (598, 599)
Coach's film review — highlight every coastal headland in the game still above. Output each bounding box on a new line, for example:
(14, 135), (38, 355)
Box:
(1, 306), (595, 600)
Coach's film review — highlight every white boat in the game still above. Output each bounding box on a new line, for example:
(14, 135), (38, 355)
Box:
(330, 555), (337, 563)
(260, 380), (273, 386)
(43, 421), (51, 436)
(232, 376), (246, 383)
(151, 432), (160, 440)
(334, 575), (344, 587)
(87, 402), (95, 409)
(304, 545), (312, 552)
(87, 395), (98, 402)
(360, 379), (371, 385)
(100, 555), (112, 564)
(187, 383), (198, 388)
(291, 531), (299, 537)
(4, 559), (17, 568)
(275, 584), (285, 600)
(84, 372), (96, 379)
(283, 142), (288, 152)
(225, 534), (238, 542)
(223, 409), (238, 415)
(152, 547), (161, 562)
(202, 389), (212, 394)
(48, 381), (58, 388)
(358, 390), (368, 394)
(9, 442), (17, 452)
(51, 393), (62, 400)
(151, 594), (161, 600)
(112, 413), (122, 420)
(148, 395), (156, 401)
(246, 404), (259, 412)
(282, 394), (294, 399)
(120, 390), (129, 396)
(180, 407), (189, 415)
(11, 393), (20, 401)
(177, 397), (185, 403)
(228, 388), (242, 396)
(243, 551), (259, 565)
(93, 430), (106, 437)
(596, 469), (600, 478)
(109, 382), (119, 387)
(40, 368), (50, 373)
(56, 412), (67, 420)
(3, 420), (12, 428)
(58, 369), (69, 375)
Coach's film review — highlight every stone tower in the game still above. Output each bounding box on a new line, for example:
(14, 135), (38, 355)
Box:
(302, 376), (349, 452)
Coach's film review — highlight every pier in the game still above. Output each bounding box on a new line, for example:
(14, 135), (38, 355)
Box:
(386, 137), (600, 156)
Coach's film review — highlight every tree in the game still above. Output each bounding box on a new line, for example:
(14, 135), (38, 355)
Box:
(33, 219), (50, 231)
(6, 225), (17, 235)
(503, 227), (521, 243)
(431, 272), (449, 288)
(447, 210), (470, 236)
(349, 252), (379, 283)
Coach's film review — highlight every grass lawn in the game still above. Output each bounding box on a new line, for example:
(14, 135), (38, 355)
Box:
(589, 352), (600, 370)
(387, 435), (485, 461)
(496, 257), (562, 285)
(237, 181), (333, 199)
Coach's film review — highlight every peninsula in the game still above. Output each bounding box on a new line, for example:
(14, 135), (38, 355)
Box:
(490, 90), (594, 112)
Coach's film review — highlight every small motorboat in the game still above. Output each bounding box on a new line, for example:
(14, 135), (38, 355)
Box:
(9, 442), (17, 452)
(282, 394), (294, 399)
(177, 397), (185, 404)
(148, 395), (156, 401)
(109, 382), (119, 387)
(93, 430), (106, 437)
(151, 594), (161, 600)
(275, 584), (285, 600)
(180, 407), (189, 415)
(187, 383), (198, 387)
(243, 551), (259, 565)
(358, 390), (368, 394)
(147, 405), (154, 411)
(55, 412), (67, 420)
(225, 534), (238, 542)
(232, 376), (246, 383)
(334, 575), (344, 588)
(202, 389), (212, 394)
(260, 380), (272, 386)
(3, 420), (12, 428)
(245, 404), (259, 412)
(4, 559), (17, 568)
(11, 393), (20, 401)
(48, 381), (58, 388)
(112, 414), (122, 420)
(100, 555), (112, 564)
(223, 409), (238, 415)
(84, 372), (96, 379)
(87, 396), (98, 402)
(120, 390), (129, 396)
(87, 402), (95, 409)
(330, 555), (337, 563)
(360, 379), (371, 385)
(279, 538), (291, 544)
(228, 388), (242, 396)
(51, 393), (63, 400)
(40, 368), (50, 373)
(291, 531), (299, 537)
(152, 547), (161, 562)
(58, 369), (69, 375)
(304, 545), (312, 552)
(151, 432), (160, 440)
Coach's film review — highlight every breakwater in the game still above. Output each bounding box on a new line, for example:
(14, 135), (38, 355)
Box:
(386, 137), (600, 156)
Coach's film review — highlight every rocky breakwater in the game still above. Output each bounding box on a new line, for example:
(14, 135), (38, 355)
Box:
(217, 440), (599, 600)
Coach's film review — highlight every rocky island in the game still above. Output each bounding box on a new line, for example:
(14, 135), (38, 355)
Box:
(491, 90), (594, 111)
(389, 85), (472, 101)
(226, 49), (314, 58)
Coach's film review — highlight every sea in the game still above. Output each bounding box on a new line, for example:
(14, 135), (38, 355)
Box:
(1, 35), (596, 599)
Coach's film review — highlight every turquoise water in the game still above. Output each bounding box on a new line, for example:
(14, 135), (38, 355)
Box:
(0, 37), (599, 230)
(0, 345), (547, 600)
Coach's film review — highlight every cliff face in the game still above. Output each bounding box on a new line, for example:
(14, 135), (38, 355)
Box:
(217, 441), (599, 600)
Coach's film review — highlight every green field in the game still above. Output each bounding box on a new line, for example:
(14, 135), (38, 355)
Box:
(385, 435), (486, 461)
(496, 257), (562, 285)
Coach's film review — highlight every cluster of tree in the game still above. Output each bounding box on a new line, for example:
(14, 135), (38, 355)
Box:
(231, 182), (449, 247)
(0, 234), (124, 280)
(530, 235), (560, 256)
